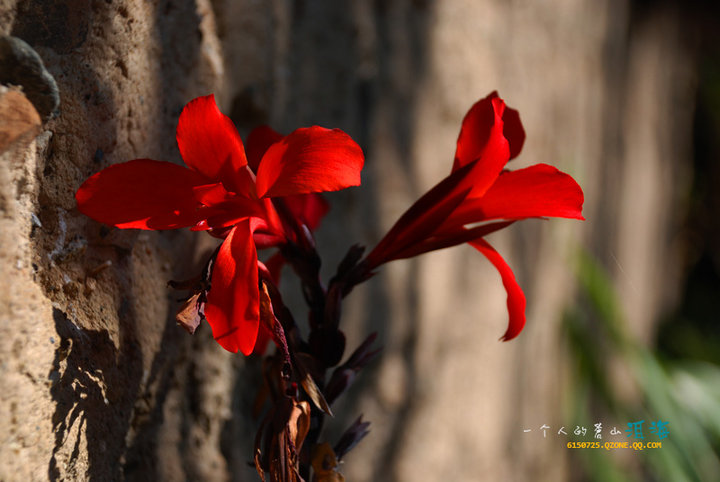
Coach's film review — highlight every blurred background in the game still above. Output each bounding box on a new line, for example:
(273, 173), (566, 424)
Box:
(2, 0), (719, 480)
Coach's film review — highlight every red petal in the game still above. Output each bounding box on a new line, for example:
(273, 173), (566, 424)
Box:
(255, 127), (364, 198)
(203, 198), (283, 244)
(75, 159), (207, 230)
(193, 182), (232, 206)
(204, 222), (260, 354)
(390, 221), (514, 260)
(246, 125), (283, 173)
(283, 193), (330, 231)
(454, 92), (503, 167)
(190, 184), (271, 231)
(365, 162), (474, 268)
(176, 95), (249, 193)
(453, 95), (510, 197)
(469, 239), (526, 341)
(454, 91), (525, 164)
(447, 164), (585, 226)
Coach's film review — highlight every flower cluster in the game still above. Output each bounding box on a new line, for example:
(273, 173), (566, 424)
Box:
(75, 92), (583, 480)
(363, 91), (584, 340)
(76, 95), (363, 354)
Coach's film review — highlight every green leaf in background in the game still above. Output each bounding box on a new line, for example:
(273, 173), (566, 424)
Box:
(563, 249), (720, 482)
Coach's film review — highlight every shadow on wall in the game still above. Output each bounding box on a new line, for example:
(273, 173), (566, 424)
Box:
(123, 0), (207, 477)
(48, 305), (142, 480)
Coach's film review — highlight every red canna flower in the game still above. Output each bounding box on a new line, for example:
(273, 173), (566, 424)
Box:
(364, 91), (584, 341)
(76, 94), (364, 355)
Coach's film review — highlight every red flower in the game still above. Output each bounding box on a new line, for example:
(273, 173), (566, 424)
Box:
(76, 95), (364, 354)
(364, 92), (584, 341)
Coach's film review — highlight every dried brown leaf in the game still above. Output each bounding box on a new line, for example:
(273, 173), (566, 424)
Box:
(0, 88), (41, 155)
(259, 281), (278, 331)
(288, 400), (311, 451)
(294, 356), (332, 415)
(174, 292), (203, 334)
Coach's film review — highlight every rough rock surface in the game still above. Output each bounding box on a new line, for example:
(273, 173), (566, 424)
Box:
(0, 1), (698, 481)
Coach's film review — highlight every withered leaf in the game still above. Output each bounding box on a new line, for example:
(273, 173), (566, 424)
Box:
(0, 88), (41, 155)
(175, 292), (203, 334)
(294, 355), (332, 416)
(288, 400), (311, 451)
(260, 281), (293, 370)
(260, 397), (309, 482)
(259, 280), (278, 331)
(254, 446), (267, 482)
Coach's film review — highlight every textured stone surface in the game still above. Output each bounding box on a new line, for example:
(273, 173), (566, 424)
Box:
(0, 35), (60, 120)
(0, 1), (700, 480)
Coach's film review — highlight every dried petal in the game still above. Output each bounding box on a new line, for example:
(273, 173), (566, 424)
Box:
(175, 292), (204, 334)
(296, 359), (332, 415)
(0, 88), (41, 154)
(287, 400), (311, 452)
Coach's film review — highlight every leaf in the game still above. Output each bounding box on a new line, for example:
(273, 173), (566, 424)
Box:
(325, 333), (381, 405)
(259, 281), (294, 371)
(174, 292), (204, 335)
(288, 400), (311, 451)
(294, 354), (333, 415)
(334, 415), (371, 460)
(308, 327), (346, 367)
(0, 88), (41, 155)
(259, 281), (279, 333)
